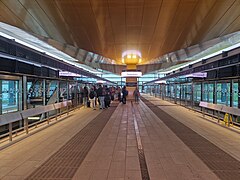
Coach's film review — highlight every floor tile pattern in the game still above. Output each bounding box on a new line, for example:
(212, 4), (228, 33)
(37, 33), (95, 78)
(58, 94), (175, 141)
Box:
(26, 104), (117, 179)
(141, 97), (240, 180)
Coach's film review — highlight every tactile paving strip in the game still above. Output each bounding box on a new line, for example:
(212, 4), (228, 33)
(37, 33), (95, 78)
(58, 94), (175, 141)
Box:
(131, 101), (150, 180)
(141, 97), (240, 180)
(26, 104), (117, 179)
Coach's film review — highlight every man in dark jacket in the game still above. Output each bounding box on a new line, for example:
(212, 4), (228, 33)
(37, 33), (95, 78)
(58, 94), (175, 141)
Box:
(122, 86), (128, 104)
(96, 85), (105, 109)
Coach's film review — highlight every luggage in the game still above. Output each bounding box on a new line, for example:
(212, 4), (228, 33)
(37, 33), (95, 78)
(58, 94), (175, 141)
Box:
(105, 95), (111, 107)
(89, 91), (95, 99)
(111, 95), (114, 101)
(87, 101), (91, 107)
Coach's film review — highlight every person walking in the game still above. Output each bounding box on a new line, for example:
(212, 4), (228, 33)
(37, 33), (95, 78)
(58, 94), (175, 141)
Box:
(133, 87), (140, 103)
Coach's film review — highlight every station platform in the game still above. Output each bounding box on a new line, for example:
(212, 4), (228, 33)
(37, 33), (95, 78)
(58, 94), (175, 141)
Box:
(0, 94), (240, 180)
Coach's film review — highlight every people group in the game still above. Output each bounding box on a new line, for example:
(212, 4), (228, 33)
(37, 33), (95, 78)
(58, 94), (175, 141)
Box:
(80, 85), (141, 110)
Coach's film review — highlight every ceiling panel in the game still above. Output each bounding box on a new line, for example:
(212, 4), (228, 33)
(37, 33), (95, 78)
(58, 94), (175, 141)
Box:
(190, 0), (236, 44)
(0, 1), (29, 30)
(160, 0), (198, 55)
(203, 0), (240, 41)
(141, 5), (161, 28)
(126, 26), (141, 44)
(0, 0), (240, 69)
(126, 7), (144, 26)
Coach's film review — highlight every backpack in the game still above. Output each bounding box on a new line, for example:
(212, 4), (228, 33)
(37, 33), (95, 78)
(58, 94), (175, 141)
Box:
(89, 91), (95, 99)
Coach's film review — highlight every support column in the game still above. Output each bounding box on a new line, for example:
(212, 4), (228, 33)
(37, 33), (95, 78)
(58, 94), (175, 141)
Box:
(43, 79), (46, 106)
(213, 81), (217, 104)
(56, 81), (59, 103)
(66, 81), (69, 100)
(126, 64), (138, 100)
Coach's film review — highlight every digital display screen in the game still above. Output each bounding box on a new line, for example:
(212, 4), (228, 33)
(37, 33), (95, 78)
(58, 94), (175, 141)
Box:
(121, 71), (142, 77)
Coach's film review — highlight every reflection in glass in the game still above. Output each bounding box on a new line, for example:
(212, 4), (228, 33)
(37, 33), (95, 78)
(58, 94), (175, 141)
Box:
(27, 78), (43, 109)
(233, 82), (238, 107)
(217, 82), (230, 106)
(193, 84), (201, 102)
(1, 80), (19, 114)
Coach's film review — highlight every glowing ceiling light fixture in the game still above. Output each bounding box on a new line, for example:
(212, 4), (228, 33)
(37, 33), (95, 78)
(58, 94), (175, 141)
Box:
(122, 58), (125, 63)
(122, 50), (142, 64)
(139, 58), (142, 63)
(122, 50), (142, 58)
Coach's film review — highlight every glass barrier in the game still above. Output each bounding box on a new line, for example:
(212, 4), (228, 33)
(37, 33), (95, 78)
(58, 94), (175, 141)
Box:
(0, 80), (19, 114)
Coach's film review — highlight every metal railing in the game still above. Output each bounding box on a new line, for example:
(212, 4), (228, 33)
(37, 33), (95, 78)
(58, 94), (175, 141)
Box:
(0, 100), (73, 144)
(199, 101), (240, 126)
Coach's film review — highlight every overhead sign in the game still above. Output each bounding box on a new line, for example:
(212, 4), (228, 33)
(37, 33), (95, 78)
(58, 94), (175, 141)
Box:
(121, 71), (142, 77)
(96, 80), (106, 84)
(155, 80), (167, 84)
(185, 72), (207, 78)
(59, 71), (81, 77)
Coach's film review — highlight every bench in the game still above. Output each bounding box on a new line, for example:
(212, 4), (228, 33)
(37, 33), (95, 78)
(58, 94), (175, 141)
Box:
(0, 100), (72, 143)
(199, 101), (240, 126)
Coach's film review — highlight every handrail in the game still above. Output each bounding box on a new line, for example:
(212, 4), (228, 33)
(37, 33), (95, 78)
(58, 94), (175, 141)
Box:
(0, 100), (72, 143)
(199, 102), (223, 111)
(199, 101), (240, 125)
(21, 104), (55, 119)
(0, 112), (22, 126)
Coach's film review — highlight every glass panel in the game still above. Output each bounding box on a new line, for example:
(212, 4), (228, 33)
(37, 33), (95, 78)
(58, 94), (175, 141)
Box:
(203, 83), (208, 101)
(46, 80), (58, 105)
(181, 85), (185, 100)
(186, 84), (192, 100)
(217, 82), (230, 106)
(233, 82), (238, 107)
(1, 80), (19, 114)
(59, 81), (68, 101)
(176, 84), (180, 99)
(193, 84), (201, 102)
(166, 85), (171, 97)
(208, 83), (214, 103)
(69, 82), (77, 100)
(27, 78), (43, 109)
(170, 85), (175, 98)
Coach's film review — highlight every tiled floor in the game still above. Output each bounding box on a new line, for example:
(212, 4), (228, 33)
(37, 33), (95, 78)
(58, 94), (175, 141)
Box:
(0, 107), (102, 180)
(1, 95), (240, 179)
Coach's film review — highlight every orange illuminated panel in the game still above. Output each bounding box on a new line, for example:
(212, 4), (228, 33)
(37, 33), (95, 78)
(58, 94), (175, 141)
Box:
(126, 77), (137, 82)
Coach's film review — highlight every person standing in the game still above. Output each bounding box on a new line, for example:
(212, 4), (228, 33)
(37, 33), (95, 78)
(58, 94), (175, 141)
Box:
(133, 87), (140, 103)
(83, 86), (89, 108)
(117, 86), (121, 102)
(96, 84), (105, 109)
(122, 86), (128, 104)
(89, 87), (97, 110)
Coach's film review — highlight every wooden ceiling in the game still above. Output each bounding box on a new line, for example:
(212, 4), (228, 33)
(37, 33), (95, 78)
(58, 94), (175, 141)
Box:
(0, 0), (240, 64)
